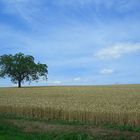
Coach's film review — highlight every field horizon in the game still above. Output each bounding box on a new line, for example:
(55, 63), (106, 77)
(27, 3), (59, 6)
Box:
(1, 83), (140, 88)
(0, 84), (140, 139)
(0, 84), (140, 125)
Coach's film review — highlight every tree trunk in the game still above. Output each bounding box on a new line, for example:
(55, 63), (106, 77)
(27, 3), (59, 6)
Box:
(18, 80), (21, 88)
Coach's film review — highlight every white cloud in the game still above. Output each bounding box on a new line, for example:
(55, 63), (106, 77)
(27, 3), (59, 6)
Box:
(48, 80), (62, 85)
(100, 68), (114, 75)
(96, 43), (140, 60)
(73, 77), (81, 81)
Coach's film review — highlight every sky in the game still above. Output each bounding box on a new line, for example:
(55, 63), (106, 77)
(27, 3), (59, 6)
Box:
(0, 0), (140, 87)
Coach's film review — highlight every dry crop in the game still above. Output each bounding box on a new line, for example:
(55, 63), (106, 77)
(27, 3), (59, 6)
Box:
(0, 85), (140, 126)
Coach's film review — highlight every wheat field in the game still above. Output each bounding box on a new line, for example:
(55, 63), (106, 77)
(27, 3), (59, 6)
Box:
(0, 85), (140, 126)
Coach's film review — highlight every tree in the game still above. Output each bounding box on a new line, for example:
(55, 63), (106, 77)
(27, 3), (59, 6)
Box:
(0, 53), (48, 88)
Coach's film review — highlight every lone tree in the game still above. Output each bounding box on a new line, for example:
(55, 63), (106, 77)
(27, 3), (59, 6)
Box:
(0, 53), (48, 88)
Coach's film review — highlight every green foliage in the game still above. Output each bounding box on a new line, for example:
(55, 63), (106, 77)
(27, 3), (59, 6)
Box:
(0, 53), (48, 87)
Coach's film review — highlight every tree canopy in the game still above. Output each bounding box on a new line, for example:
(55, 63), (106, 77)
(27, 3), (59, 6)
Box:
(0, 53), (48, 88)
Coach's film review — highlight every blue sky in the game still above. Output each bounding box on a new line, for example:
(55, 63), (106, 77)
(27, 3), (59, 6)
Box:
(0, 0), (140, 87)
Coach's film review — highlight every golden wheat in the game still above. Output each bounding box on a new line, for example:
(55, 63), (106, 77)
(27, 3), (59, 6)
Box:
(0, 85), (140, 126)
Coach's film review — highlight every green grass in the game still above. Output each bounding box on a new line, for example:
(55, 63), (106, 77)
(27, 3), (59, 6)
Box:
(0, 133), (92, 140)
(0, 116), (139, 140)
(106, 124), (140, 132)
(0, 121), (92, 140)
(0, 113), (140, 133)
